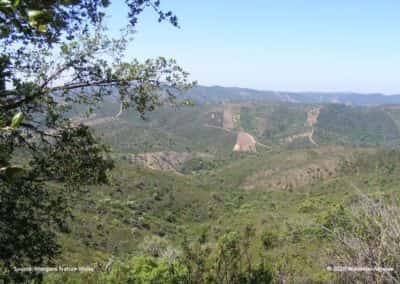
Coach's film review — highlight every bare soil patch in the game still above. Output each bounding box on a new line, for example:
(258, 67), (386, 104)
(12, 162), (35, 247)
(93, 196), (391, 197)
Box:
(233, 131), (257, 152)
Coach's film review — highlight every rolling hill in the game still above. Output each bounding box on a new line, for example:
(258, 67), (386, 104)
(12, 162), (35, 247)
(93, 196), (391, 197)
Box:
(80, 97), (400, 157)
(45, 88), (400, 283)
(183, 85), (400, 106)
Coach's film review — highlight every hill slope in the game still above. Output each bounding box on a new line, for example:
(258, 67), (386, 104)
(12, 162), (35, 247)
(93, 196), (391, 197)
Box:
(184, 85), (400, 106)
(46, 93), (400, 283)
(82, 100), (400, 156)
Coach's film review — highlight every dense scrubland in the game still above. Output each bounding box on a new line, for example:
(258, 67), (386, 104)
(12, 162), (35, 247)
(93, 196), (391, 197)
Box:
(42, 100), (400, 283)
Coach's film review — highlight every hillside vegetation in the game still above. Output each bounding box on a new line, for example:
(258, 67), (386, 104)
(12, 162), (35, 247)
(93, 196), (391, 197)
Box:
(88, 99), (400, 154)
(39, 95), (400, 283)
(183, 85), (400, 106)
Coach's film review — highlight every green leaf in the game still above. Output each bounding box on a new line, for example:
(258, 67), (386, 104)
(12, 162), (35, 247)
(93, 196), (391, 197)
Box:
(29, 19), (37, 27)
(0, 166), (26, 180)
(182, 99), (194, 106)
(60, 44), (68, 54)
(5, 166), (25, 178)
(12, 0), (19, 7)
(27, 10), (43, 19)
(0, 0), (11, 7)
(37, 24), (47, 33)
(10, 111), (24, 128)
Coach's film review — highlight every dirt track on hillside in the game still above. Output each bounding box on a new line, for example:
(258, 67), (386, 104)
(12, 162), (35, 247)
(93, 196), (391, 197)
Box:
(307, 107), (321, 127)
(285, 131), (316, 145)
(284, 107), (322, 146)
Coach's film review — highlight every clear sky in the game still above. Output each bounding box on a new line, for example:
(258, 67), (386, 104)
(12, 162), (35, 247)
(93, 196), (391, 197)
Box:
(105, 1), (400, 94)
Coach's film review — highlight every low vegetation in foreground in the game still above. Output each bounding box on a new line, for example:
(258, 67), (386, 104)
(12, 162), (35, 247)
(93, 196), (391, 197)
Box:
(24, 148), (400, 283)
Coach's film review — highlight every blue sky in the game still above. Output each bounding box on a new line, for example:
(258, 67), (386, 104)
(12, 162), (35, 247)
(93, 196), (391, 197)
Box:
(105, 1), (400, 94)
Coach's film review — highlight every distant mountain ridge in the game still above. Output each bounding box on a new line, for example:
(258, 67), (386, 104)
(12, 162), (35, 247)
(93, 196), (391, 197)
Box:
(183, 85), (400, 106)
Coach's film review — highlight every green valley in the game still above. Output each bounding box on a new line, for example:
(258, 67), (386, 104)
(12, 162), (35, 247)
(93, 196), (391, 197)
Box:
(43, 96), (400, 283)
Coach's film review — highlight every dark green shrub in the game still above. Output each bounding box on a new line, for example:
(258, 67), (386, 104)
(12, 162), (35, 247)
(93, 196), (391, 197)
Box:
(260, 230), (279, 250)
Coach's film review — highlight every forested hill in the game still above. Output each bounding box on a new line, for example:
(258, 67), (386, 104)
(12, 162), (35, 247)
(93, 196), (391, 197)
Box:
(183, 85), (400, 106)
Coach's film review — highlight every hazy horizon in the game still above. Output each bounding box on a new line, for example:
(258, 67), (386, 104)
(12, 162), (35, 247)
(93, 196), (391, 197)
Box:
(194, 83), (400, 96)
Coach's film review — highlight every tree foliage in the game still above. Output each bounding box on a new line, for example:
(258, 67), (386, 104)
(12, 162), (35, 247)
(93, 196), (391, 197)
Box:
(0, 0), (194, 280)
(45, 227), (273, 283)
(325, 194), (400, 283)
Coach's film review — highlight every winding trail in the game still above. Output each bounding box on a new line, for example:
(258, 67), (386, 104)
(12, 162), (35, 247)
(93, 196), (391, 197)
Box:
(307, 107), (321, 145)
(309, 128), (317, 145)
(284, 106), (321, 146)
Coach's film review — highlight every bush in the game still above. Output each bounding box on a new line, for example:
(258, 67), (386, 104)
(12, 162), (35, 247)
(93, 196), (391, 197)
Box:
(298, 199), (318, 213)
(140, 236), (169, 257)
(325, 194), (400, 283)
(260, 230), (279, 250)
(315, 203), (352, 239)
(103, 256), (187, 284)
(180, 157), (217, 174)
